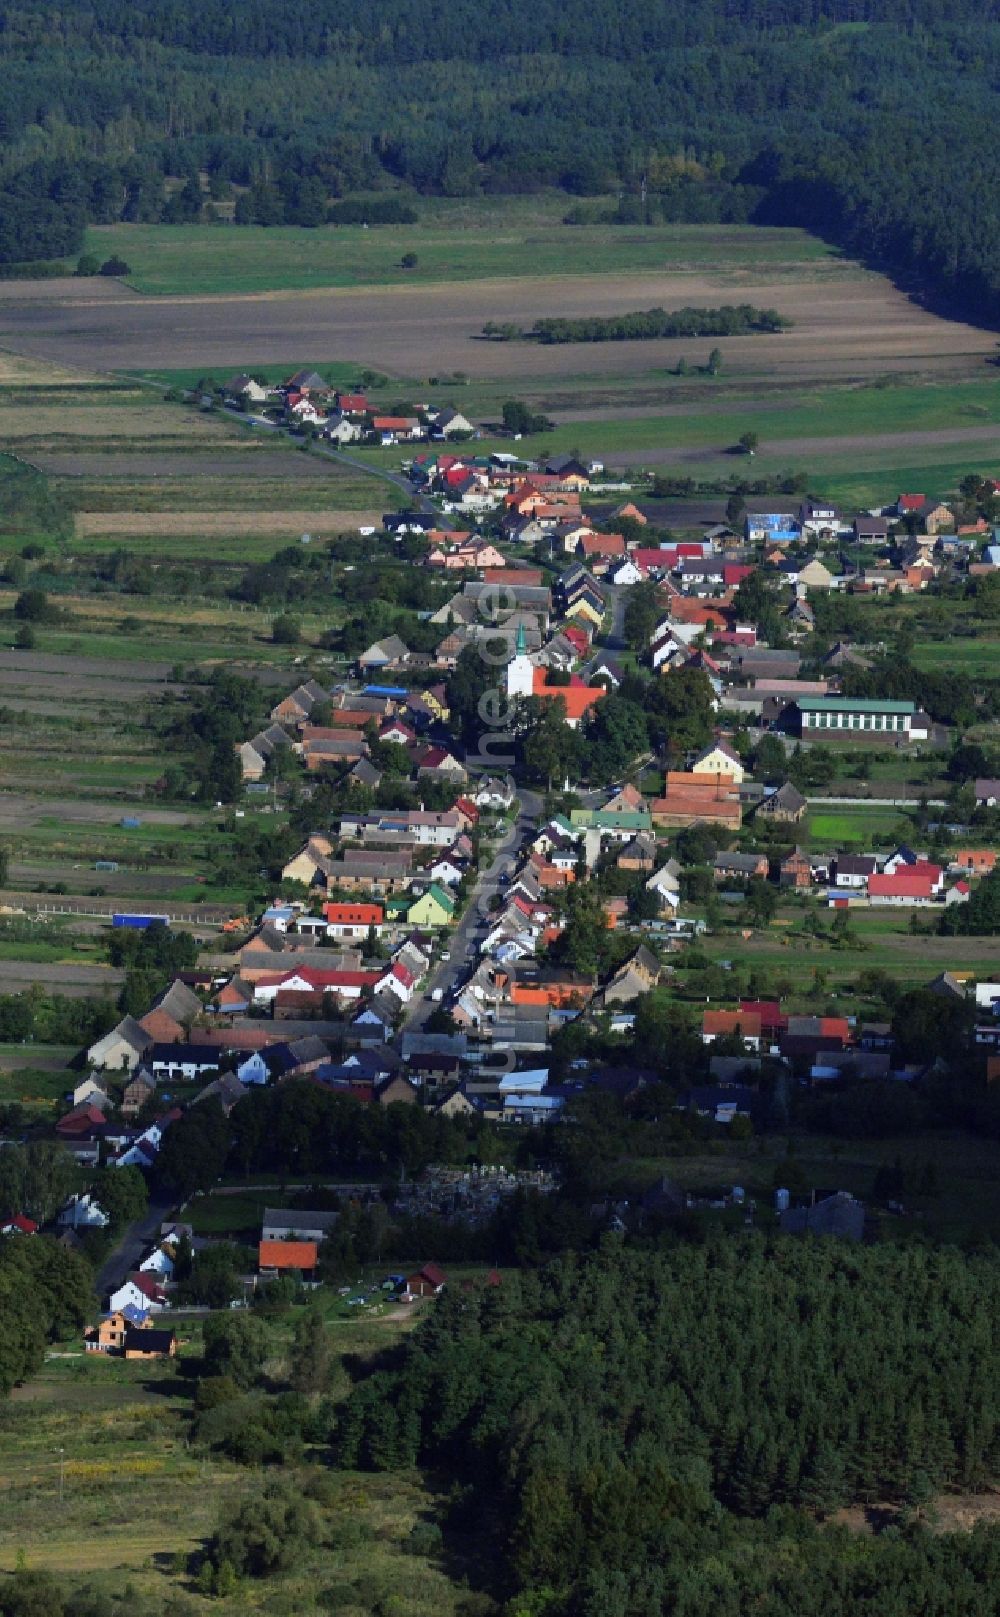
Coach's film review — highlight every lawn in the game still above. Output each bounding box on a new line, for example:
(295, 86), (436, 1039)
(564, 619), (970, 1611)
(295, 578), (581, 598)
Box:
(85, 214), (835, 296)
(806, 806), (913, 847)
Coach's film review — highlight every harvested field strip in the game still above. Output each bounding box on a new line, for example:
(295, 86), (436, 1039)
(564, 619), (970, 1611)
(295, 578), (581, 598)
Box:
(10, 625), (326, 664)
(0, 959), (123, 991)
(0, 650), (180, 681)
(62, 475), (384, 515)
(0, 797), (209, 829)
(74, 507), (380, 536)
(0, 351), (93, 386)
(0, 406), (239, 441)
(31, 451), (311, 477)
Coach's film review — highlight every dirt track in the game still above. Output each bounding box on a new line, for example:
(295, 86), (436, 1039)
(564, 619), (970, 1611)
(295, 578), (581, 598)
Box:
(0, 265), (994, 384)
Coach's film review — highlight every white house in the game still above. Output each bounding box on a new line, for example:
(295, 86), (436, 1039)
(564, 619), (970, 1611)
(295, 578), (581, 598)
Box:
(289, 397), (326, 424)
(108, 1275), (168, 1314)
(690, 740), (745, 782)
(431, 408), (474, 438)
(58, 1193), (109, 1230)
(429, 855), (466, 886)
(646, 863), (681, 910)
(86, 1016), (149, 1073)
(139, 1246), (175, 1278)
(609, 558), (645, 586)
(375, 963), (416, 1003)
(236, 1050), (271, 1085)
(322, 415), (363, 445)
(473, 775), (516, 811)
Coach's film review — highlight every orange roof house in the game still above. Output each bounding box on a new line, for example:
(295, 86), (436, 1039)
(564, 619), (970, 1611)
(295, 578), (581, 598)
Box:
(323, 902), (384, 930)
(604, 896), (629, 929)
(258, 1240), (319, 1274)
(669, 598), (731, 630)
(702, 1009), (762, 1044)
(651, 770), (742, 831)
(531, 669), (606, 727)
(953, 849), (997, 875)
(577, 533), (626, 559)
(531, 858), (575, 889)
(482, 567), (545, 587)
(510, 979), (594, 1009)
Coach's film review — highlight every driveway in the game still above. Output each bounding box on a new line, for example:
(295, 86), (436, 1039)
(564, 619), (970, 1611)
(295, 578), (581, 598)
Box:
(93, 1197), (175, 1305)
(601, 582), (627, 651)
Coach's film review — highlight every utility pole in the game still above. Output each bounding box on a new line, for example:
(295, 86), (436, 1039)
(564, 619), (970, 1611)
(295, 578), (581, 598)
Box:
(59, 1447), (65, 1503)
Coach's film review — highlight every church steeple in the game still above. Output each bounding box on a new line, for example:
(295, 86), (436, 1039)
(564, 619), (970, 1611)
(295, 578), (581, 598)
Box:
(515, 620), (526, 655)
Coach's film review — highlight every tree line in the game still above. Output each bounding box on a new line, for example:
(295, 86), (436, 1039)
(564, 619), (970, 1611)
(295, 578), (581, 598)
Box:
(530, 304), (791, 343)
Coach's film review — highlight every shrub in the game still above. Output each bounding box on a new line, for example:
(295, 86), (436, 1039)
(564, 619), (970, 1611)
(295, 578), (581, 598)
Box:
(14, 589), (61, 624)
(210, 1479), (321, 1578)
(406, 1521), (443, 1556)
(194, 1374), (239, 1412)
(99, 255), (131, 276)
(271, 614), (301, 645)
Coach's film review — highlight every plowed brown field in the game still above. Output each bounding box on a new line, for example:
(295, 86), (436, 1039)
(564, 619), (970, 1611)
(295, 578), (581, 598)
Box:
(0, 263), (992, 384)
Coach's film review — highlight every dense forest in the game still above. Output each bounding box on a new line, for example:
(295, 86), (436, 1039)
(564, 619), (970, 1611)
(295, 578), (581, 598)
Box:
(336, 1241), (1000, 1615)
(3, 0), (1000, 321)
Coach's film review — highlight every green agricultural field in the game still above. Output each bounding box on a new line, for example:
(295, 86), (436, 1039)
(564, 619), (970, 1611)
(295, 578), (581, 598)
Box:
(911, 636), (1000, 677)
(130, 361), (393, 392)
(0, 1063), (74, 1112)
(85, 213), (835, 296)
(186, 1190), (278, 1237)
(339, 374), (1000, 498)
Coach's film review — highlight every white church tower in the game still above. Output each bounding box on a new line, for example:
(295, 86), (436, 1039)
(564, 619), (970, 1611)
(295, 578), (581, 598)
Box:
(506, 621), (535, 699)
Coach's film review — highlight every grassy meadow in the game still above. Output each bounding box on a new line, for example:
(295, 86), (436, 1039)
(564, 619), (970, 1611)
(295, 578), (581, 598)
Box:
(84, 208), (836, 296)
(0, 1308), (474, 1617)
